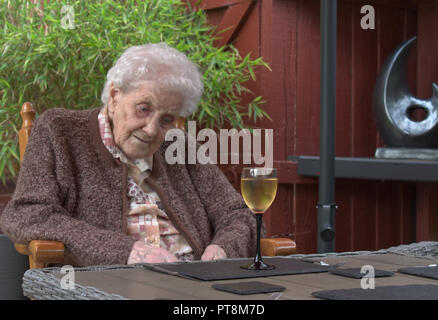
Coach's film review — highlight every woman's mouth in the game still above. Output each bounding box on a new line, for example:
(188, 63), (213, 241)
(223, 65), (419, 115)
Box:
(133, 135), (150, 144)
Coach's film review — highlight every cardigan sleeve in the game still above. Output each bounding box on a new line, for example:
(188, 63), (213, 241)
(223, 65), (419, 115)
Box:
(187, 162), (266, 258)
(0, 112), (136, 267)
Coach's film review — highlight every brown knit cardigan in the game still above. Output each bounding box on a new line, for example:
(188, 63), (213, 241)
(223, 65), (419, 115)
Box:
(0, 107), (260, 266)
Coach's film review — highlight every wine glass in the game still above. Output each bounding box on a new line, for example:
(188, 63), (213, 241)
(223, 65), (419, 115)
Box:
(240, 167), (278, 270)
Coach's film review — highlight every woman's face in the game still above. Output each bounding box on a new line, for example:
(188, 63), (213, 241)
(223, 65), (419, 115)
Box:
(107, 81), (182, 160)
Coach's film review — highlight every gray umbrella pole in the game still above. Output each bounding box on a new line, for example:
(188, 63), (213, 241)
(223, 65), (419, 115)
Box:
(318, 0), (337, 253)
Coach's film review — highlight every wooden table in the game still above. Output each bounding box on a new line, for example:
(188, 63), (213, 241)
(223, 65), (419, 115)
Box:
(23, 251), (438, 300)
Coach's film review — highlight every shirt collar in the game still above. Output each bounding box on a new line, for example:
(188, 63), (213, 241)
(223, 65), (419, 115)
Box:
(98, 106), (153, 174)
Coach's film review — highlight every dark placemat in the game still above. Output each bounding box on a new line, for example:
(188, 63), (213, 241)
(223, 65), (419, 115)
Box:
(330, 268), (394, 279)
(313, 284), (438, 300)
(398, 266), (438, 280)
(154, 258), (329, 281)
(212, 281), (286, 295)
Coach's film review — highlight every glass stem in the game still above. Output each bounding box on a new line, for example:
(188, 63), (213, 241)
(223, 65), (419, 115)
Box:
(254, 213), (263, 264)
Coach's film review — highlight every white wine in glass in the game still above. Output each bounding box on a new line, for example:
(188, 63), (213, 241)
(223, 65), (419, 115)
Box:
(240, 168), (278, 270)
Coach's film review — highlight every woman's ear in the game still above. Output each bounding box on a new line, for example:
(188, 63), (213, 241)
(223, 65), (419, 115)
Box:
(108, 83), (121, 117)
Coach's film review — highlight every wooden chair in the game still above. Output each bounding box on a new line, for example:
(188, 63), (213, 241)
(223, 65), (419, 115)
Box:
(14, 103), (65, 269)
(14, 103), (296, 269)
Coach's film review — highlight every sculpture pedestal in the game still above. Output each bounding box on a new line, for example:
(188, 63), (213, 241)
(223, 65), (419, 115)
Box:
(375, 148), (438, 161)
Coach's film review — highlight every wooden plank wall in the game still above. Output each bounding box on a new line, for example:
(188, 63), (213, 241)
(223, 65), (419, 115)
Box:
(416, 0), (438, 242)
(196, 0), (421, 253)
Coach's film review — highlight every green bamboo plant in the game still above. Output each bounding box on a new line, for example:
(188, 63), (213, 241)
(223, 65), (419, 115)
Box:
(0, 0), (271, 185)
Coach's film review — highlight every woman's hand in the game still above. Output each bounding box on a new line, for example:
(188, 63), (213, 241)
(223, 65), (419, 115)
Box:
(201, 244), (227, 261)
(127, 241), (179, 264)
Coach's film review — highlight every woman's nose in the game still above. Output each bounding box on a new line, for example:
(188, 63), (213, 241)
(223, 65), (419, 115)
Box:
(142, 117), (158, 137)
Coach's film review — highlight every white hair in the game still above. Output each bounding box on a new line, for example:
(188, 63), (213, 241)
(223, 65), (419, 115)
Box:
(101, 43), (203, 117)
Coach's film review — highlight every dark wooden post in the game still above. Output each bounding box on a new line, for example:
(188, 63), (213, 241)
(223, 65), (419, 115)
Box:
(318, 0), (337, 253)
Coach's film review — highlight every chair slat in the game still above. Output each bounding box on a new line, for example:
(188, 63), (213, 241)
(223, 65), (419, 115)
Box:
(18, 102), (35, 163)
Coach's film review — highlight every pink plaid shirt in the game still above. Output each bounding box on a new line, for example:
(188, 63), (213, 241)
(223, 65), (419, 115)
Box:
(98, 106), (194, 261)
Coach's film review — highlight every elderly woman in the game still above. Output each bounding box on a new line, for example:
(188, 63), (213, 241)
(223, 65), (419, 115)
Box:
(0, 43), (259, 267)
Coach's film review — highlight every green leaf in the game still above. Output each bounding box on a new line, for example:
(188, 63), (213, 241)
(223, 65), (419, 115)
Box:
(6, 158), (16, 177)
(0, 158), (6, 184)
(0, 78), (11, 88)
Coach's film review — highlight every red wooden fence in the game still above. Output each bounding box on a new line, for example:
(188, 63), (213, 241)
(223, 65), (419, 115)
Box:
(193, 0), (438, 253)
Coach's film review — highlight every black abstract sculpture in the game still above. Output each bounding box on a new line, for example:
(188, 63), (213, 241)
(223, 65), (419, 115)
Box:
(373, 36), (438, 149)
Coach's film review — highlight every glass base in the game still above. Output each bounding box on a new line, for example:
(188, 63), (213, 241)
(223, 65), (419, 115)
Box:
(240, 260), (275, 270)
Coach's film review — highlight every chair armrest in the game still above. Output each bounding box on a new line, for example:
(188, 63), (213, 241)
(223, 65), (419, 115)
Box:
(14, 243), (30, 255)
(260, 238), (296, 256)
(14, 238), (295, 267)
(15, 240), (65, 269)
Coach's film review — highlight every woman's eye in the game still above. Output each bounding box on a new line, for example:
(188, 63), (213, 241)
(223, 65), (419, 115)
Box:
(161, 115), (174, 125)
(136, 105), (150, 115)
